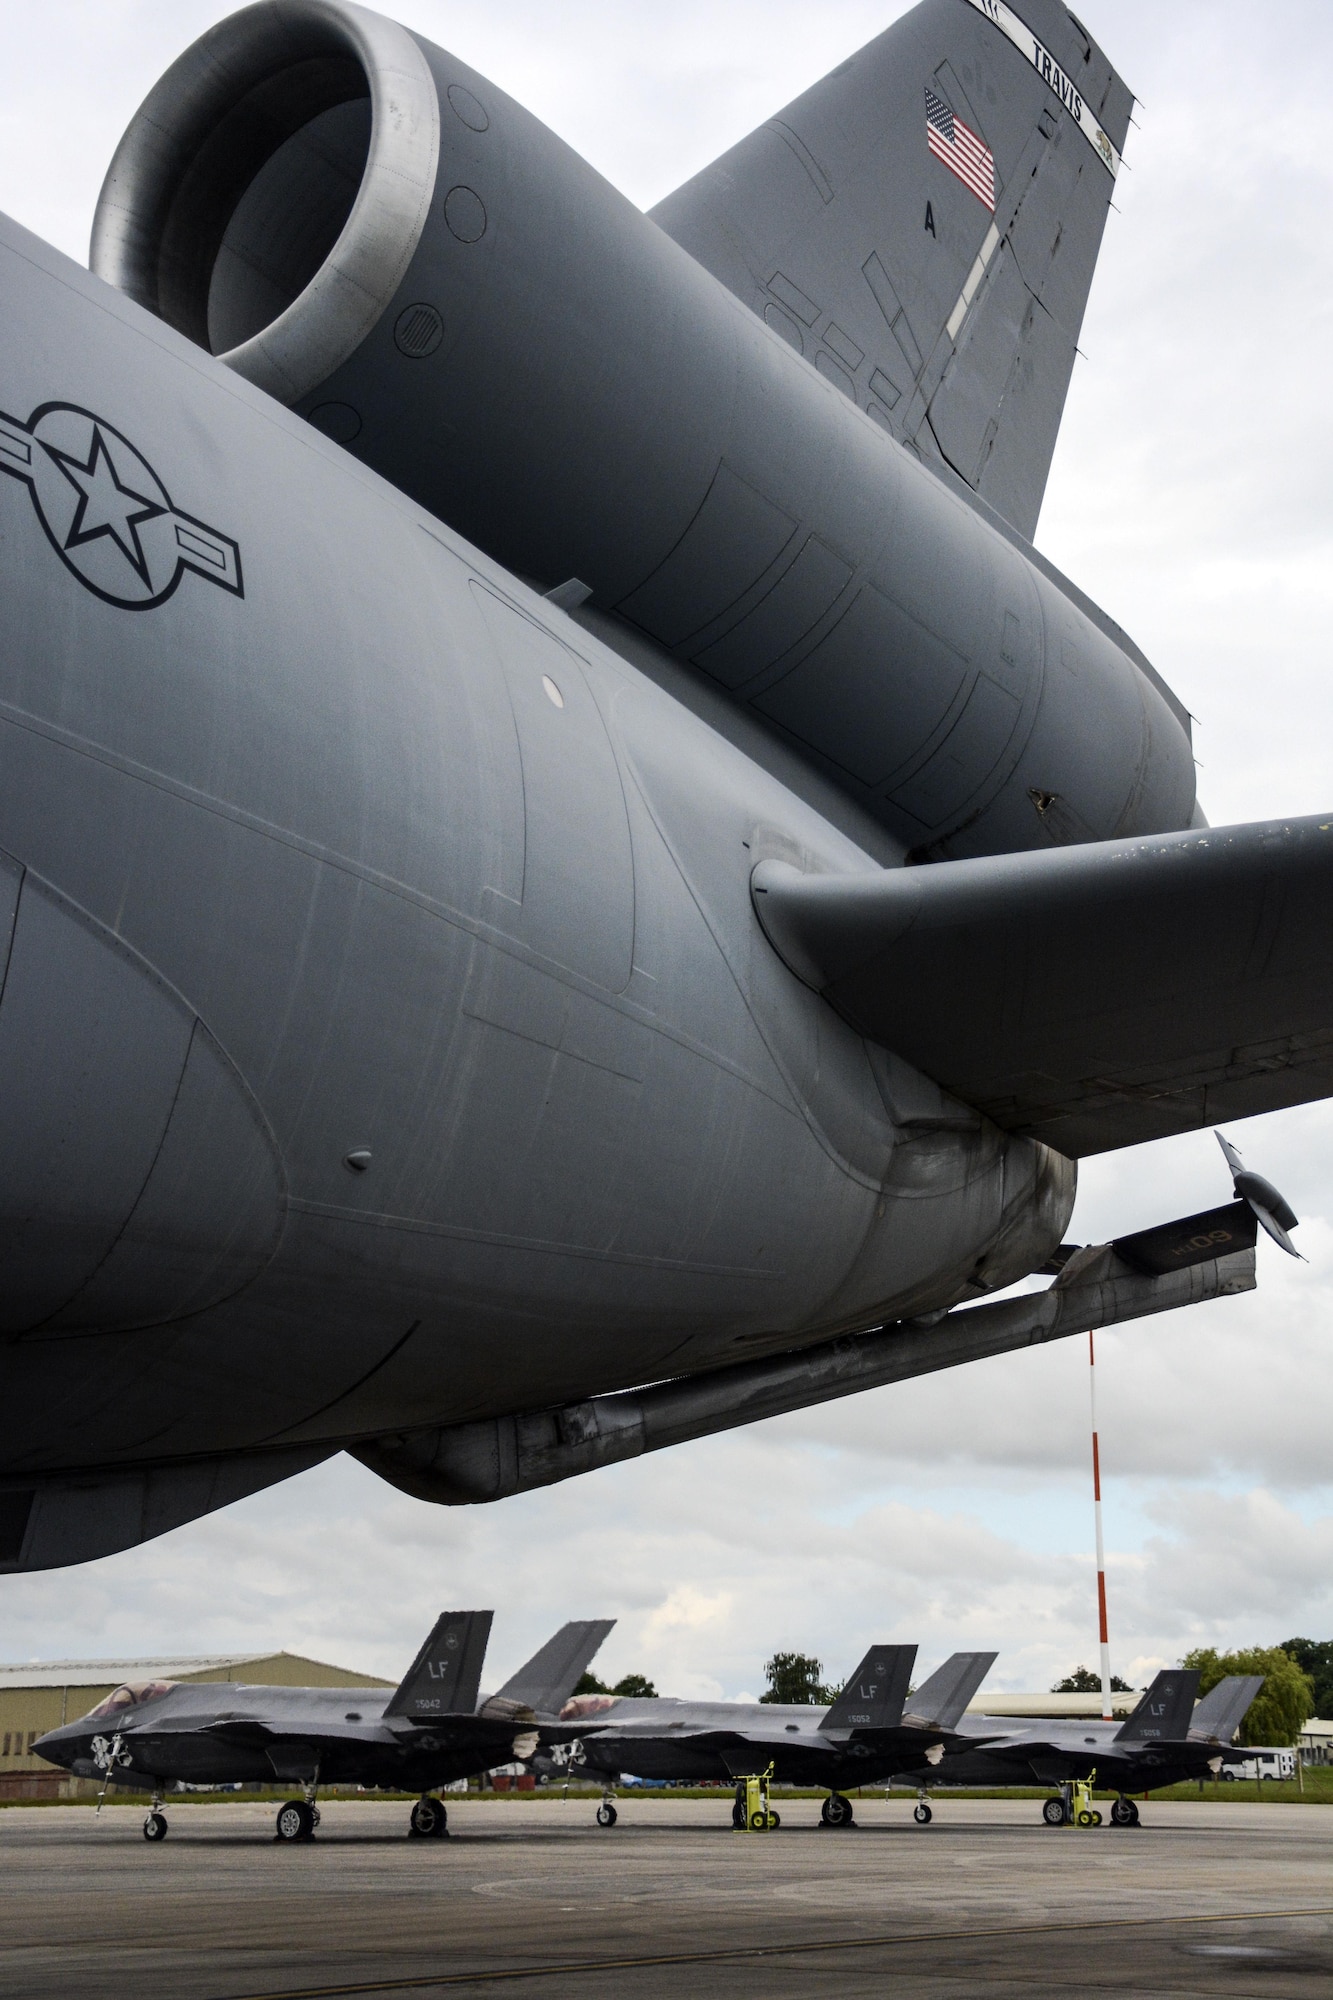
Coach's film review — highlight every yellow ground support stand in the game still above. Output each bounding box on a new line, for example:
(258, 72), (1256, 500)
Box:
(1070, 1773), (1103, 1828)
(742, 1764), (780, 1830)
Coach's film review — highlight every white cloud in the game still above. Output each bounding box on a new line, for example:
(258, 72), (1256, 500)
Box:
(1, 0), (1331, 1700)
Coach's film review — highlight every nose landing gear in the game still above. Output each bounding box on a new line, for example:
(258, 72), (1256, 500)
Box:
(142, 1791), (168, 1841)
(912, 1790), (933, 1826)
(275, 1777), (321, 1842)
(596, 1790), (618, 1827)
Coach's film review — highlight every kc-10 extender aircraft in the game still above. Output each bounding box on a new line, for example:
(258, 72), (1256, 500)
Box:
(33, 1613), (613, 1844)
(0, 0), (1326, 1572)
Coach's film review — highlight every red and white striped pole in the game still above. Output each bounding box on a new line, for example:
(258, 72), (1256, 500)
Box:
(1089, 1330), (1113, 1721)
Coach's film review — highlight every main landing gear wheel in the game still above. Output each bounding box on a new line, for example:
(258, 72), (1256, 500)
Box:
(1110, 1797), (1140, 1827)
(596, 1802), (618, 1827)
(142, 1811), (168, 1841)
(1042, 1797), (1067, 1826)
(913, 1801), (933, 1825)
(820, 1792), (855, 1828)
(409, 1796), (449, 1838)
(275, 1800), (315, 1842)
(732, 1785), (747, 1830)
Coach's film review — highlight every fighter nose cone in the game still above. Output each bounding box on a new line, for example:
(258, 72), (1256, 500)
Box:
(31, 1725), (79, 1769)
(0, 855), (285, 1334)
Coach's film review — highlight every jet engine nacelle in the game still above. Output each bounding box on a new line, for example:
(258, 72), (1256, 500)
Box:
(93, 0), (1197, 863)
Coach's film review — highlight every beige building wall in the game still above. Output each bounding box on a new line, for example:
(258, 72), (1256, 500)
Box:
(0, 1654), (391, 1792)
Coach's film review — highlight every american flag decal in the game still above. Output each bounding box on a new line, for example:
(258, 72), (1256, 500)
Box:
(925, 88), (996, 212)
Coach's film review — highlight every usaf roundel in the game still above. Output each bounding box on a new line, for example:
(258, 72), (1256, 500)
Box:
(0, 402), (242, 609)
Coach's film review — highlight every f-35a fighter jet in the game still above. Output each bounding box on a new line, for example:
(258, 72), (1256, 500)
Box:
(1, 0), (1327, 1571)
(34, 1613), (612, 1844)
(896, 1671), (1264, 1825)
(551, 1646), (995, 1827)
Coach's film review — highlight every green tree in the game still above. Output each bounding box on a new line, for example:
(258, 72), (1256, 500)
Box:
(571, 1670), (658, 1697)
(1278, 1639), (1333, 1719)
(1181, 1646), (1315, 1746)
(610, 1673), (658, 1699)
(1052, 1666), (1132, 1693)
(760, 1650), (842, 1706)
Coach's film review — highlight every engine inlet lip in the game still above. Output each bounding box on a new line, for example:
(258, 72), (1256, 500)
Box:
(90, 0), (440, 406)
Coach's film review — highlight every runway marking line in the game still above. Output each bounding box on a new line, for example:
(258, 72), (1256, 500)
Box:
(213, 1906), (1333, 1998)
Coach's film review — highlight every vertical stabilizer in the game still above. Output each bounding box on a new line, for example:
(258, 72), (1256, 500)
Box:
(819, 1644), (916, 1731)
(652, 0), (1132, 539)
(1190, 1676), (1265, 1745)
(383, 1610), (493, 1720)
(494, 1619), (617, 1714)
(1114, 1669), (1201, 1743)
(903, 1651), (998, 1729)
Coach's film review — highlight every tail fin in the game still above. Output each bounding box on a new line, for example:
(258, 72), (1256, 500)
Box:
(1114, 1669), (1201, 1743)
(651, 0), (1132, 540)
(383, 1610), (493, 1721)
(903, 1651), (997, 1729)
(819, 1644), (916, 1732)
(1190, 1676), (1265, 1745)
(493, 1619), (616, 1715)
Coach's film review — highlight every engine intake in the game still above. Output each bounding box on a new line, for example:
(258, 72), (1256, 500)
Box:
(91, 0), (439, 403)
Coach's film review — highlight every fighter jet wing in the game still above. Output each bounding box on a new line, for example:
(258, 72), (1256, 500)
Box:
(752, 814), (1333, 1156)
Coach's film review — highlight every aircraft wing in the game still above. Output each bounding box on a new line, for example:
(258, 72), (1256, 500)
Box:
(752, 814), (1333, 1156)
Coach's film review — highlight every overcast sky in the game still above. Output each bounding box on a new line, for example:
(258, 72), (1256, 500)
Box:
(1, 0), (1331, 1703)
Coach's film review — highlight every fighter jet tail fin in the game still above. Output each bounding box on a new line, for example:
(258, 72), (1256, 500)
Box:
(819, 1644), (916, 1732)
(493, 1619), (617, 1716)
(752, 812), (1333, 1158)
(1190, 1675), (1265, 1745)
(651, 0), (1131, 540)
(902, 1650), (997, 1730)
(383, 1610), (493, 1721)
(1114, 1669), (1201, 1743)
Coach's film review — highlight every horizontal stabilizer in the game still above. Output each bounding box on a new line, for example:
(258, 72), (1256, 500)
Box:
(902, 1650), (997, 1730)
(1113, 1203), (1257, 1277)
(1190, 1675), (1265, 1745)
(1115, 1669), (1200, 1743)
(384, 1610), (493, 1721)
(752, 814), (1333, 1156)
(494, 1619), (616, 1715)
(820, 1643), (916, 1731)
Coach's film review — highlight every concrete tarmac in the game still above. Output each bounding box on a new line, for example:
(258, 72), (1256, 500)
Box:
(1, 1796), (1330, 1998)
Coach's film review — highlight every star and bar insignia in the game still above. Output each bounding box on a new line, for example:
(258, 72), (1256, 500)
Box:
(0, 402), (242, 610)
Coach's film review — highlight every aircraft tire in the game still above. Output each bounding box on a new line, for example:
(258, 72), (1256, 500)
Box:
(596, 1802), (618, 1827)
(142, 1812), (168, 1841)
(1042, 1798), (1067, 1826)
(410, 1797), (448, 1838)
(822, 1793), (855, 1828)
(275, 1800), (314, 1842)
(732, 1801), (746, 1829)
(1110, 1798), (1140, 1827)
(913, 1802), (932, 1825)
